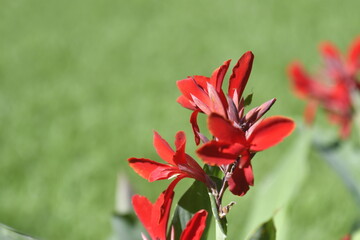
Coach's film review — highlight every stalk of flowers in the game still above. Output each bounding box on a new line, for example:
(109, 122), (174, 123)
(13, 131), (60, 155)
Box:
(176, 51), (295, 213)
(288, 37), (360, 139)
(127, 52), (295, 239)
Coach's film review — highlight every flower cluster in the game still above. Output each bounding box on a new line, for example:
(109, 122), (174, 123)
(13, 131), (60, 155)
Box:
(128, 51), (295, 239)
(288, 37), (360, 138)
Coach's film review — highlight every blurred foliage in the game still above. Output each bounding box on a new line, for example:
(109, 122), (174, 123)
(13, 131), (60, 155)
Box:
(0, 0), (359, 239)
(248, 218), (276, 240)
(0, 224), (38, 240)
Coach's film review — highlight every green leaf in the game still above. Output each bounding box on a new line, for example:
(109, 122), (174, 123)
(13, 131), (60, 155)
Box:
(0, 224), (38, 240)
(243, 126), (312, 240)
(109, 213), (143, 240)
(170, 180), (212, 240)
(248, 218), (276, 240)
(244, 94), (253, 107)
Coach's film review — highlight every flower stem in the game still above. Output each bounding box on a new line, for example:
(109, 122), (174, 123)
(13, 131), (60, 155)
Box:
(208, 191), (227, 240)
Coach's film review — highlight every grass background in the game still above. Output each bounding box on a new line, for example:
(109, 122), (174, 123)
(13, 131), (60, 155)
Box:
(0, 0), (359, 239)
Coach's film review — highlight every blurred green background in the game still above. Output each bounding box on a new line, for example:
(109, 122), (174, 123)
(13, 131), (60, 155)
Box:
(1, 0), (359, 239)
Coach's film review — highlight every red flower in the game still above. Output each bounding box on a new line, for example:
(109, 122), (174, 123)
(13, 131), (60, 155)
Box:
(177, 52), (295, 196)
(289, 37), (360, 138)
(128, 131), (210, 187)
(341, 234), (351, 240)
(132, 180), (208, 240)
(177, 51), (254, 144)
(197, 113), (295, 195)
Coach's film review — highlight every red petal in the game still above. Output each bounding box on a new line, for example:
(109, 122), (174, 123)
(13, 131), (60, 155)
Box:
(128, 158), (171, 181)
(347, 36), (360, 73)
(191, 95), (211, 114)
(132, 195), (153, 235)
(183, 154), (208, 184)
(288, 62), (312, 98)
(288, 62), (330, 99)
(133, 181), (179, 240)
(210, 60), (231, 92)
(319, 41), (340, 59)
(153, 131), (175, 165)
(152, 187), (175, 239)
(196, 141), (244, 166)
(149, 167), (183, 182)
(244, 164), (254, 186)
(208, 113), (247, 144)
(207, 82), (227, 117)
(180, 210), (208, 240)
(245, 98), (276, 124)
(248, 116), (295, 151)
(193, 75), (210, 90)
(177, 78), (211, 109)
(228, 51), (254, 98)
(177, 95), (196, 110)
(173, 131), (187, 165)
(228, 165), (253, 196)
(190, 110), (201, 145)
(175, 131), (186, 152)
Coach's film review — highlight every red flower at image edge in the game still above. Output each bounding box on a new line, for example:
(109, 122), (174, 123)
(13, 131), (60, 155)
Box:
(288, 37), (360, 138)
(197, 113), (295, 196)
(128, 131), (210, 187)
(132, 180), (208, 240)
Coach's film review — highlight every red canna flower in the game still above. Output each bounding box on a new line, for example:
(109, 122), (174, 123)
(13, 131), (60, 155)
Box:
(128, 131), (211, 188)
(341, 234), (351, 240)
(132, 180), (208, 240)
(177, 51), (254, 145)
(177, 51), (295, 196)
(289, 37), (360, 138)
(197, 113), (295, 196)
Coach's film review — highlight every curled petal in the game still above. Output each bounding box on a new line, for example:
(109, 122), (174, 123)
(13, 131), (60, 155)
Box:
(208, 113), (247, 145)
(210, 59), (231, 92)
(190, 109), (201, 145)
(154, 131), (175, 165)
(197, 141), (244, 166)
(180, 210), (208, 240)
(228, 51), (254, 98)
(248, 116), (295, 151)
(174, 131), (187, 165)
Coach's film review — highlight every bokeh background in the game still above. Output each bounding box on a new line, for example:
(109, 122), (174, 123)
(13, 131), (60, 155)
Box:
(1, 0), (359, 239)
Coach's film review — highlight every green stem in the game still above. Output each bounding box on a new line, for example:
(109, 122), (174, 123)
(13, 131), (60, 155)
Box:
(208, 192), (227, 240)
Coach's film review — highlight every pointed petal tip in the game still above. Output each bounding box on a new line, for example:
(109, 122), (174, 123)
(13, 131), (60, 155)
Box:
(248, 116), (296, 152)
